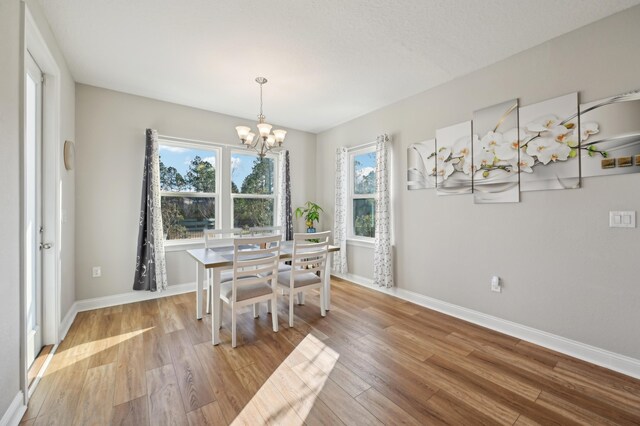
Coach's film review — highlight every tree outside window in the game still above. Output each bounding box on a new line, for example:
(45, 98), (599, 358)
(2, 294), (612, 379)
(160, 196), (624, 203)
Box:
(231, 152), (276, 228)
(351, 149), (376, 238)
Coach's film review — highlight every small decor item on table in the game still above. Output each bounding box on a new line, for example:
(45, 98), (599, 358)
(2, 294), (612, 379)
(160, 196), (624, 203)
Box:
(295, 201), (323, 233)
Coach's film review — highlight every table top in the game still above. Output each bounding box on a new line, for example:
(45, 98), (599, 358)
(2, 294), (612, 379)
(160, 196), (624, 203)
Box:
(186, 241), (340, 268)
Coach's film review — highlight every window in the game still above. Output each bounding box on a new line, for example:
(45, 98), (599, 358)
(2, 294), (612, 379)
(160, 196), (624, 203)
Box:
(231, 151), (276, 228)
(350, 148), (377, 239)
(159, 142), (219, 241)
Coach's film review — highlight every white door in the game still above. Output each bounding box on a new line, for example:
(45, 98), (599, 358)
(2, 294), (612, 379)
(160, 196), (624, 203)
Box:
(25, 52), (44, 367)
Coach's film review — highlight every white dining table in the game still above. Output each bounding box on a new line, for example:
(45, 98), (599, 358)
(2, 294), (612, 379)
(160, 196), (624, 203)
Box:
(187, 241), (339, 345)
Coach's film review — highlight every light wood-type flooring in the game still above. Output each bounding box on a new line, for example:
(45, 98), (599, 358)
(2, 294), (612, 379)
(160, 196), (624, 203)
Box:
(21, 278), (640, 425)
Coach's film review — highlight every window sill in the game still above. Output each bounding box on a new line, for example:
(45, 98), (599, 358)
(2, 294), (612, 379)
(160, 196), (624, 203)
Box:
(347, 238), (375, 248)
(164, 237), (235, 252)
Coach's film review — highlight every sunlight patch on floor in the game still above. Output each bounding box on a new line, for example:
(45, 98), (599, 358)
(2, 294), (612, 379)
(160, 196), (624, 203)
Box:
(231, 334), (339, 425)
(45, 327), (153, 375)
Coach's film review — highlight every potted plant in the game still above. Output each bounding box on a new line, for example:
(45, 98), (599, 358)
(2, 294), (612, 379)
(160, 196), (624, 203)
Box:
(295, 201), (323, 233)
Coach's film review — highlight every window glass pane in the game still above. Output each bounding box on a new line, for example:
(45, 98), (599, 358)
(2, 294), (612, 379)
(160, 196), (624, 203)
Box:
(231, 153), (274, 194)
(159, 145), (216, 192)
(353, 198), (375, 238)
(233, 198), (274, 228)
(353, 152), (376, 194)
(161, 196), (215, 240)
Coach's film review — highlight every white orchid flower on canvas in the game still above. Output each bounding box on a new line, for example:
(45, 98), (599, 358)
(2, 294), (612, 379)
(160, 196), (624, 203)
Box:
(525, 114), (560, 133)
(509, 151), (535, 173)
(480, 131), (503, 153)
(436, 158), (455, 180)
(548, 125), (573, 144)
(580, 122), (599, 141)
(526, 137), (557, 164)
(549, 143), (571, 162)
(474, 148), (495, 170)
(494, 128), (521, 160)
(452, 136), (472, 159)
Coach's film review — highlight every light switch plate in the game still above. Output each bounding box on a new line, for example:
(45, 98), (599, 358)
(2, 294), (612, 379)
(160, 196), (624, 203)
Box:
(609, 211), (636, 228)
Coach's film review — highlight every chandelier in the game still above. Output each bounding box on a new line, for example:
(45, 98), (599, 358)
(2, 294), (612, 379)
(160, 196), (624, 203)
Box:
(235, 77), (286, 157)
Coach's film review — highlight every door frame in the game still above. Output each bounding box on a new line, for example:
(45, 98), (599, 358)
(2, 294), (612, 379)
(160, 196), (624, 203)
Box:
(21, 4), (63, 402)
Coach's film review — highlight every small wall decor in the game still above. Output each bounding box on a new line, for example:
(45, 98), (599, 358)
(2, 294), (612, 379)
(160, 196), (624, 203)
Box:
(580, 90), (640, 177)
(407, 139), (436, 190)
(63, 140), (75, 171)
(519, 93), (580, 191)
(435, 121), (473, 196)
(405, 88), (639, 204)
(472, 99), (519, 203)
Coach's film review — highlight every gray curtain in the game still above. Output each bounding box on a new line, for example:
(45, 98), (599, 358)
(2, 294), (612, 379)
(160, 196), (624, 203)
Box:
(278, 150), (293, 240)
(133, 129), (167, 291)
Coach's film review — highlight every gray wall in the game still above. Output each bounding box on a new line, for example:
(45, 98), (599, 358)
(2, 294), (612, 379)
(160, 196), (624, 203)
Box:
(317, 6), (640, 360)
(75, 84), (317, 300)
(0, 0), (24, 416)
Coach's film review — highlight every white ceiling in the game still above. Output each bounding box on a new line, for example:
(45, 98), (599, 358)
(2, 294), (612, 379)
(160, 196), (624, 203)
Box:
(38, 0), (639, 133)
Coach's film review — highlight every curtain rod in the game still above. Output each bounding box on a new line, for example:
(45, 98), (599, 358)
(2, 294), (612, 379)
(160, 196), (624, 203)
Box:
(143, 131), (227, 148)
(347, 140), (376, 151)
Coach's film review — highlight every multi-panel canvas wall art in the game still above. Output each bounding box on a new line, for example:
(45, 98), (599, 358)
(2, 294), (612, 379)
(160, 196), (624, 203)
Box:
(406, 88), (639, 204)
(580, 90), (640, 177)
(472, 99), (519, 203)
(407, 139), (436, 190)
(435, 121), (473, 196)
(519, 93), (580, 191)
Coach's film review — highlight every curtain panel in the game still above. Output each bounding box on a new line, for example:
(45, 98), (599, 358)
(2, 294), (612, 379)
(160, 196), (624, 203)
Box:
(133, 129), (168, 291)
(332, 147), (348, 274)
(278, 150), (293, 240)
(374, 134), (393, 288)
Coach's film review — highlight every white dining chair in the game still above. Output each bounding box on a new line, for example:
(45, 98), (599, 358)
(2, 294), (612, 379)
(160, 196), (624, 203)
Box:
(250, 225), (292, 273)
(218, 234), (281, 347)
(277, 231), (331, 327)
(203, 228), (242, 314)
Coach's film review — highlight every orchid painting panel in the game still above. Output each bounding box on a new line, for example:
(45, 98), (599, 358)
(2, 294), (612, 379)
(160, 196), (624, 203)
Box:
(580, 90), (640, 177)
(519, 93), (580, 191)
(407, 139), (436, 190)
(472, 99), (520, 203)
(435, 121), (473, 196)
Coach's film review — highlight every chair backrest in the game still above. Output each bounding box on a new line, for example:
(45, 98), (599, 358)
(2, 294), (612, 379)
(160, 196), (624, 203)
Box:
(203, 228), (242, 248)
(249, 226), (283, 238)
(230, 234), (282, 302)
(290, 231), (331, 280)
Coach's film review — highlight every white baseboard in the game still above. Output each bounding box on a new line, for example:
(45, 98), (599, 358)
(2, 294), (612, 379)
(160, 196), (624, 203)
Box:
(0, 392), (26, 426)
(332, 272), (640, 380)
(59, 303), (77, 341)
(73, 282), (195, 314)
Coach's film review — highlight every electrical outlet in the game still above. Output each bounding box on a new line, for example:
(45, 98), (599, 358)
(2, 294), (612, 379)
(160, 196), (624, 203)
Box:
(92, 266), (101, 278)
(491, 275), (501, 293)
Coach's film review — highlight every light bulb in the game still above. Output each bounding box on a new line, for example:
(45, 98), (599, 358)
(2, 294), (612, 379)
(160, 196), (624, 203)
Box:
(235, 126), (251, 141)
(273, 129), (287, 144)
(245, 132), (255, 145)
(257, 123), (272, 138)
(266, 135), (276, 146)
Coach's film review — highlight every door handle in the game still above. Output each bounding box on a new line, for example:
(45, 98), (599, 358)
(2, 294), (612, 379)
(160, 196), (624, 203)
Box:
(39, 242), (52, 250)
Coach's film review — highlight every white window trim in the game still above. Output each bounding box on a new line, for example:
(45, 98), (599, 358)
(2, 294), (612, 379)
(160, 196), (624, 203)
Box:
(347, 146), (376, 243)
(159, 138), (221, 246)
(229, 148), (279, 230)
(159, 141), (280, 248)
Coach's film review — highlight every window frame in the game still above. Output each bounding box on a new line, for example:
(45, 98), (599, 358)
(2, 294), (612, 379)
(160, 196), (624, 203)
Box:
(348, 146), (377, 242)
(158, 138), (221, 246)
(229, 148), (279, 229)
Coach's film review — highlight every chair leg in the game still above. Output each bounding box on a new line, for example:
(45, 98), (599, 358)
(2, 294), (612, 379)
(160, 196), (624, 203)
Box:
(266, 299), (272, 314)
(297, 292), (305, 305)
(320, 287), (326, 318)
(217, 299), (223, 330)
(289, 293), (295, 328)
(231, 305), (237, 348)
(271, 295), (278, 332)
(206, 271), (211, 314)
(253, 303), (259, 319)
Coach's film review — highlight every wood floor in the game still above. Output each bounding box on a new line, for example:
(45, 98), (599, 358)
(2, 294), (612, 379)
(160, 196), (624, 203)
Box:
(21, 278), (640, 425)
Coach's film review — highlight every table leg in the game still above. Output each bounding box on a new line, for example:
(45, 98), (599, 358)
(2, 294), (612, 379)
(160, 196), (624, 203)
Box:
(196, 263), (204, 320)
(324, 256), (332, 311)
(212, 268), (221, 345)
